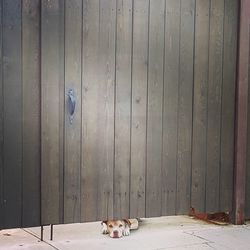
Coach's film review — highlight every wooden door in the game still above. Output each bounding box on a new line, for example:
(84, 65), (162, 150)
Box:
(40, 0), (238, 225)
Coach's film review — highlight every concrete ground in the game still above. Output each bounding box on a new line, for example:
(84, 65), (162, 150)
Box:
(1, 216), (250, 250)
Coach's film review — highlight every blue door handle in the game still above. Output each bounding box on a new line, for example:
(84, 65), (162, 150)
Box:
(67, 89), (76, 124)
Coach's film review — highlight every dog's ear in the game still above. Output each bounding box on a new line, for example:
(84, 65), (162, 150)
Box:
(101, 220), (108, 225)
(123, 219), (131, 227)
(101, 221), (108, 235)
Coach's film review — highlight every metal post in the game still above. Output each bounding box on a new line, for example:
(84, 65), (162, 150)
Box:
(40, 225), (44, 241)
(50, 224), (54, 241)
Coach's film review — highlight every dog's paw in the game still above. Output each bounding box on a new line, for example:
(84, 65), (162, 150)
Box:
(123, 226), (130, 236)
(101, 222), (108, 234)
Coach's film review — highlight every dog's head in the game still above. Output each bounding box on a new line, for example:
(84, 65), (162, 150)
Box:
(101, 219), (131, 238)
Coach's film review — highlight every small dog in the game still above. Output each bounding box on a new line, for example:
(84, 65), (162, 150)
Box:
(101, 219), (139, 238)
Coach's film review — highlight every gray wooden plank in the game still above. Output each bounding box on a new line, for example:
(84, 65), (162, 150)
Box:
(162, 0), (180, 216)
(2, 0), (22, 229)
(0, 0), (3, 229)
(64, 0), (82, 224)
(247, 29), (250, 219)
(244, 21), (250, 219)
(58, 0), (65, 225)
(114, 0), (132, 219)
(82, 0), (116, 221)
(246, 60), (250, 219)
(22, 0), (41, 227)
(176, 0), (195, 215)
(206, 0), (224, 213)
(146, 0), (165, 218)
(191, 0), (210, 213)
(81, 0), (100, 222)
(235, 0), (250, 224)
(96, 0), (116, 220)
(41, 0), (64, 225)
(219, 0), (238, 212)
(130, 0), (149, 219)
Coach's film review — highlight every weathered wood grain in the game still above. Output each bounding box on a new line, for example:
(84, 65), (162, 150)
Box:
(191, 0), (210, 213)
(206, 0), (224, 213)
(81, 0), (100, 222)
(64, 0), (82, 224)
(2, 0), (22, 228)
(114, 0), (132, 219)
(96, 0), (116, 220)
(22, 0), (41, 227)
(146, 0), (165, 217)
(0, 0), (3, 229)
(41, 0), (65, 225)
(220, 0), (238, 212)
(162, 0), (180, 216)
(130, 0), (149, 219)
(82, 0), (116, 221)
(176, 0), (195, 215)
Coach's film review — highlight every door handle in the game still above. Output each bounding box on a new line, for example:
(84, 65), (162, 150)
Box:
(67, 89), (76, 124)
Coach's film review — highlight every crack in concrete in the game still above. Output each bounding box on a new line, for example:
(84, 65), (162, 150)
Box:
(21, 228), (59, 250)
(153, 242), (216, 250)
(183, 230), (214, 244)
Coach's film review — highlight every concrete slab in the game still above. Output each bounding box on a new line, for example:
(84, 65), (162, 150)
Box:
(186, 226), (250, 250)
(0, 216), (250, 250)
(0, 228), (52, 250)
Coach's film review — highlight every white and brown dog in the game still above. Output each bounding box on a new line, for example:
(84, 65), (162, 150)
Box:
(101, 219), (139, 238)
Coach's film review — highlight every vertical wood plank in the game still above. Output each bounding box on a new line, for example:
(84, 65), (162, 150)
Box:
(247, 55), (250, 218)
(81, 0), (100, 222)
(247, 35), (250, 218)
(0, 0), (3, 229)
(22, 0), (41, 227)
(130, 0), (149, 218)
(235, 0), (250, 224)
(162, 0), (180, 216)
(206, 0), (224, 213)
(64, 0), (82, 224)
(97, 0), (116, 220)
(219, 0), (238, 212)
(2, 0), (22, 228)
(176, 0), (195, 215)
(191, 0), (210, 212)
(114, 0), (132, 219)
(41, 0), (64, 225)
(82, 0), (116, 221)
(146, 0), (165, 217)
(246, 56), (250, 218)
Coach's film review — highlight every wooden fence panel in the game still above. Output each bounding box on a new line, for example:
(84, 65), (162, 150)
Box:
(82, 0), (116, 221)
(0, 0), (3, 229)
(130, 0), (149, 219)
(41, 0), (65, 225)
(22, 0), (41, 227)
(64, 0), (82, 224)
(81, 0), (100, 222)
(96, 0), (116, 220)
(220, 0), (238, 212)
(2, 0), (22, 229)
(162, 0), (180, 216)
(0, 0), (240, 228)
(146, 0), (165, 217)
(191, 0), (210, 213)
(114, 0), (133, 219)
(176, 0), (195, 215)
(206, 0), (224, 212)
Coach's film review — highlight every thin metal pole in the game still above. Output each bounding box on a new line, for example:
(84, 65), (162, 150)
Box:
(50, 224), (54, 241)
(40, 225), (44, 241)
